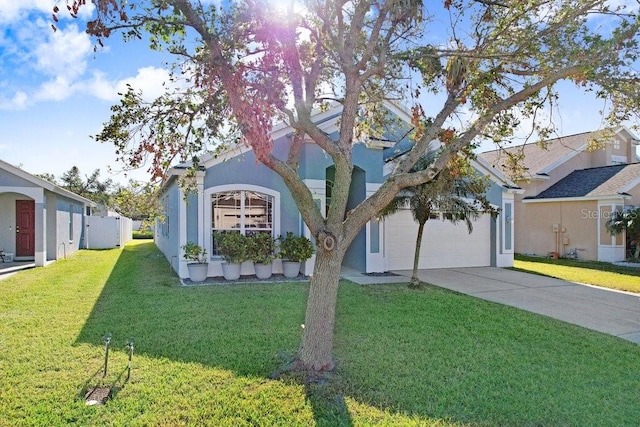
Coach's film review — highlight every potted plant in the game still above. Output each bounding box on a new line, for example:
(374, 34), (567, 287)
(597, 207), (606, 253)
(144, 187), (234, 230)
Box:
(247, 232), (276, 279)
(181, 241), (209, 282)
(278, 232), (314, 278)
(214, 231), (249, 280)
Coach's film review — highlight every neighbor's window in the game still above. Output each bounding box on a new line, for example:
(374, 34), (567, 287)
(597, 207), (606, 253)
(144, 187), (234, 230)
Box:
(211, 190), (274, 255)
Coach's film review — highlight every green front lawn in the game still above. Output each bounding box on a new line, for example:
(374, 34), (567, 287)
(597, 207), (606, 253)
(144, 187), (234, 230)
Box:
(514, 254), (640, 293)
(1, 241), (638, 426)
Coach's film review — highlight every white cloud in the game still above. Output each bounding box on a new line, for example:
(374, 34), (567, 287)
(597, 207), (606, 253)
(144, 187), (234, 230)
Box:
(33, 23), (91, 80)
(77, 66), (173, 102)
(12, 91), (29, 108)
(0, 0), (53, 24)
(0, 21), (93, 107)
(0, 0), (94, 24)
(0, 3), (171, 109)
(605, 0), (639, 13)
(115, 67), (174, 99)
(0, 91), (29, 110)
(82, 71), (120, 101)
(36, 76), (74, 102)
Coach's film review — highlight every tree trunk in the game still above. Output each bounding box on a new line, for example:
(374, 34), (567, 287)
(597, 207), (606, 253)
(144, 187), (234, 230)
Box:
(410, 220), (427, 288)
(297, 247), (344, 373)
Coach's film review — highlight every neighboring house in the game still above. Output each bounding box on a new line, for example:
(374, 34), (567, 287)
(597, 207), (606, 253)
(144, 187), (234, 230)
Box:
(156, 102), (519, 280)
(480, 127), (640, 262)
(0, 159), (96, 266)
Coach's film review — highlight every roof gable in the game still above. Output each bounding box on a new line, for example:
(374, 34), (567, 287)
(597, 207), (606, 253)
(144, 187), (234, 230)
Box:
(0, 159), (95, 206)
(169, 101), (515, 189)
(525, 163), (640, 200)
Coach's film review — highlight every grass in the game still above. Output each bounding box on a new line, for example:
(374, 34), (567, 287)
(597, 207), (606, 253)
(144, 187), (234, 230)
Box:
(1, 241), (638, 426)
(514, 254), (640, 293)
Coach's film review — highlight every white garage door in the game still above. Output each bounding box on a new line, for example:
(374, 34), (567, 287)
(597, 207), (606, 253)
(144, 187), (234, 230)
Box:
(384, 211), (491, 270)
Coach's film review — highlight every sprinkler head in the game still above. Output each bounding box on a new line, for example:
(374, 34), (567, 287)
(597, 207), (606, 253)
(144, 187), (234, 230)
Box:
(102, 333), (112, 345)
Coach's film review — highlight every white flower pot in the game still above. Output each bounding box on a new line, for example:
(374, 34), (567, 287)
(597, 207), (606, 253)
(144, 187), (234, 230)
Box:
(222, 262), (242, 280)
(187, 263), (209, 282)
(254, 262), (273, 279)
(282, 261), (301, 278)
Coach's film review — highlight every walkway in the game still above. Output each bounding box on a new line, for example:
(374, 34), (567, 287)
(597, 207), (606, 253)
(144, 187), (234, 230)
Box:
(0, 261), (35, 280)
(341, 266), (640, 344)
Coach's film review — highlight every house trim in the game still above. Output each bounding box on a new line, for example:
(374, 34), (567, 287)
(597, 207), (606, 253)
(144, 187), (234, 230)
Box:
(522, 195), (630, 204)
(620, 174), (640, 194)
(178, 185), (188, 279)
(597, 201), (625, 262)
(614, 126), (640, 143)
(198, 183), (282, 278)
(530, 174), (550, 181)
(473, 155), (520, 189)
(365, 183), (384, 273)
(501, 199), (514, 254)
(0, 186), (44, 203)
(538, 143), (589, 175)
(0, 160), (95, 206)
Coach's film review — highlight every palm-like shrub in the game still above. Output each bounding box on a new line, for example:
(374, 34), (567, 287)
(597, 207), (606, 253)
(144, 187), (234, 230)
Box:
(606, 207), (640, 259)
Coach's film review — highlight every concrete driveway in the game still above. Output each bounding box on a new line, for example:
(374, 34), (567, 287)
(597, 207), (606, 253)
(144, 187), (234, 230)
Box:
(392, 267), (640, 344)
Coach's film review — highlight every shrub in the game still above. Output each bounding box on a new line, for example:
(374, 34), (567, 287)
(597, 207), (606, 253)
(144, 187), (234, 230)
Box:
(247, 233), (276, 264)
(133, 230), (154, 239)
(213, 231), (249, 264)
(278, 232), (314, 263)
(181, 241), (208, 264)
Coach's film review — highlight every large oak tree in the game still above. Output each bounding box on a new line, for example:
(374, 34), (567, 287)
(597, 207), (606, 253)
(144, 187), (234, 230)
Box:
(57, 0), (639, 373)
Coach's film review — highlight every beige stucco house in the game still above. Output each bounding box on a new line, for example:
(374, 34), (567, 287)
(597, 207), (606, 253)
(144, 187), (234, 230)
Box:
(480, 127), (640, 262)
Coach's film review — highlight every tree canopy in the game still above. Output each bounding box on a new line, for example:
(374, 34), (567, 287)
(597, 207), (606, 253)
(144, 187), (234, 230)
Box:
(57, 0), (640, 373)
(37, 166), (160, 222)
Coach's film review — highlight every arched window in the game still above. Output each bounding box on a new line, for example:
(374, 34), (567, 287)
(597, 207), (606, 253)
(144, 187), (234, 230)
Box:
(211, 190), (274, 255)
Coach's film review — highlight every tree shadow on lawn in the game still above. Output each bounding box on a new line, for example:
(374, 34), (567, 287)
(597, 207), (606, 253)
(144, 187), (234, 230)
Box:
(75, 242), (354, 424)
(75, 242), (640, 426)
(75, 242), (307, 377)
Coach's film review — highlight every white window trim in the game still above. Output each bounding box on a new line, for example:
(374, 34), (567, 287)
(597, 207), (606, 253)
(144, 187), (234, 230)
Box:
(597, 202), (624, 247)
(204, 184), (280, 259)
(611, 154), (627, 164)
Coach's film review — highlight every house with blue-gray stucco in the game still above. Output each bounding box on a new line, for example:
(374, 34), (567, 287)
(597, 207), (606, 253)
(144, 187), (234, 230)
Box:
(155, 102), (520, 279)
(0, 159), (96, 266)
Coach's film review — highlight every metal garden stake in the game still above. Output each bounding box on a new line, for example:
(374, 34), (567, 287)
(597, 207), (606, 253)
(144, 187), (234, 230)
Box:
(125, 338), (134, 381)
(102, 333), (112, 378)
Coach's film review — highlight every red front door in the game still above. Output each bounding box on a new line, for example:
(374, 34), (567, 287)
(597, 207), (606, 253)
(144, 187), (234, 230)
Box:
(16, 200), (35, 257)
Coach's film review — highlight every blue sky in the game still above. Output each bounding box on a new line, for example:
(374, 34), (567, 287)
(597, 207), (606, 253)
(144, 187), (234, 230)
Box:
(0, 1), (637, 185)
(0, 1), (172, 184)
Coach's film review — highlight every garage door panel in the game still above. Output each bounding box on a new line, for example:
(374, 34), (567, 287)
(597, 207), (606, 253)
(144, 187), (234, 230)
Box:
(385, 211), (491, 270)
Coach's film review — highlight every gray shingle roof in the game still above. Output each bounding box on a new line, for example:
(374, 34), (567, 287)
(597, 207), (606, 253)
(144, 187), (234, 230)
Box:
(526, 164), (640, 200)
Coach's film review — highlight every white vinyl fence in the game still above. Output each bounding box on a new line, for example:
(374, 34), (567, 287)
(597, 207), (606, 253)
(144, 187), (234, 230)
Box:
(86, 215), (133, 249)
